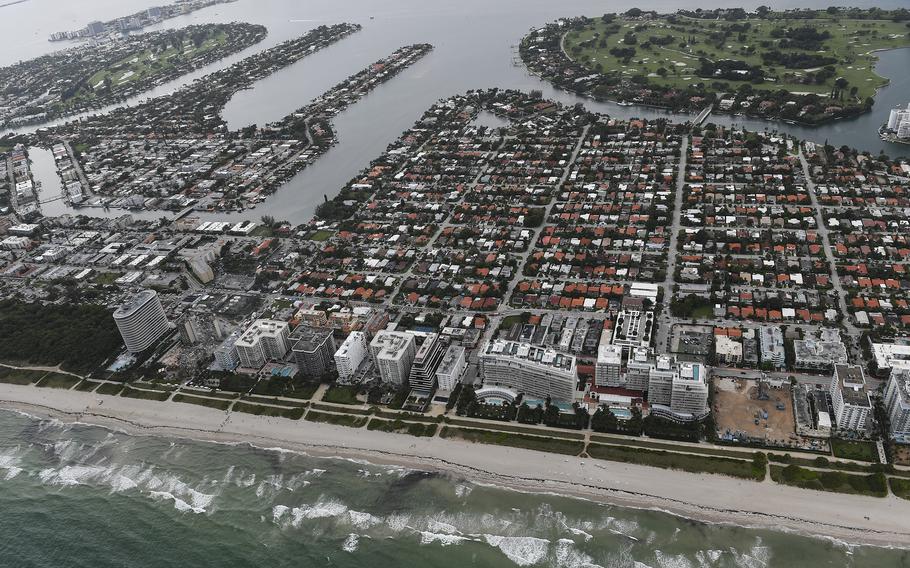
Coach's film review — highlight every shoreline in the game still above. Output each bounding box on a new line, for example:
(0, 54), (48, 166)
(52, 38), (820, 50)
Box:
(1, 384), (909, 548)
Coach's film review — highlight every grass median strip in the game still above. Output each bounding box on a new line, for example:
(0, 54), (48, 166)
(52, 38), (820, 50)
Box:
(242, 395), (308, 407)
(591, 434), (754, 459)
(445, 418), (586, 440)
(120, 386), (171, 402)
(304, 410), (368, 428)
(770, 464), (887, 497)
(831, 439), (878, 463)
(0, 367), (46, 385)
(35, 373), (82, 390)
(587, 443), (765, 481)
(74, 380), (102, 392)
(367, 418), (437, 437)
(310, 402), (372, 415)
(889, 478), (910, 500)
(172, 394), (232, 411)
(95, 382), (125, 396)
(233, 401), (305, 419)
(439, 426), (585, 456)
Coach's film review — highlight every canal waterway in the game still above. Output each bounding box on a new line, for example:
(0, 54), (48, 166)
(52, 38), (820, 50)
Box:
(3, 0), (908, 224)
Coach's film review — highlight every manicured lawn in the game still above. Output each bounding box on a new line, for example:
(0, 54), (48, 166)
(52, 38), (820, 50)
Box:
(831, 438), (878, 463)
(172, 394), (231, 411)
(439, 426), (585, 456)
(66, 30), (228, 108)
(304, 410), (368, 428)
(233, 402), (305, 419)
(120, 386), (171, 402)
(770, 464), (887, 497)
(587, 444), (765, 480)
(321, 385), (361, 405)
(35, 373), (82, 390)
(309, 230), (334, 241)
(564, 14), (910, 100)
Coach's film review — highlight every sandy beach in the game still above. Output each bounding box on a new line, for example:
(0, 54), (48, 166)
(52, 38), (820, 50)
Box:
(1, 382), (908, 549)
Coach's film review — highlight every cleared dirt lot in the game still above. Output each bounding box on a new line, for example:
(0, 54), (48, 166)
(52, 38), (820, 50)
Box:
(713, 377), (796, 446)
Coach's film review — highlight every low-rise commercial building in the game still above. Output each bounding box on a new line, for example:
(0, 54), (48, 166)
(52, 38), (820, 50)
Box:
(793, 337), (847, 371)
(759, 326), (785, 369)
(714, 335), (743, 365)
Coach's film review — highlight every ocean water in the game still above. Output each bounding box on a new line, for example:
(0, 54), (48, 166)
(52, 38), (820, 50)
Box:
(0, 410), (906, 568)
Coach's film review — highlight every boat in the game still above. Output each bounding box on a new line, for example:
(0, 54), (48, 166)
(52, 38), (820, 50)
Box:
(616, 101), (633, 107)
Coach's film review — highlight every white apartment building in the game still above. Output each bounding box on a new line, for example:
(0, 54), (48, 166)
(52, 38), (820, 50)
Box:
(884, 369), (910, 439)
(334, 331), (369, 380)
(625, 347), (652, 391)
(435, 344), (467, 392)
(213, 330), (241, 370)
(594, 336), (623, 388)
(647, 355), (675, 406)
(480, 340), (577, 402)
(370, 330), (417, 386)
(235, 319), (290, 369)
(887, 103), (910, 139)
(671, 362), (709, 415)
(408, 333), (445, 392)
(113, 289), (169, 353)
(829, 364), (871, 432)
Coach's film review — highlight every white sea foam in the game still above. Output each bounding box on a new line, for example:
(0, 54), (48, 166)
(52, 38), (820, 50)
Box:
(729, 539), (771, 568)
(288, 497), (349, 527)
(419, 531), (469, 546)
(454, 483), (473, 498)
(427, 519), (460, 535)
(385, 513), (411, 533)
(272, 505), (290, 522)
(150, 490), (205, 514)
(694, 549), (723, 565)
(568, 527), (594, 542)
(342, 533), (360, 553)
(348, 510), (382, 530)
(555, 539), (603, 568)
(654, 550), (694, 568)
(0, 448), (23, 480)
(484, 535), (549, 566)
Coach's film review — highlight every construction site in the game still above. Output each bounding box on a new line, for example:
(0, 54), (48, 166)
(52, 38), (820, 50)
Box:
(713, 377), (800, 448)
